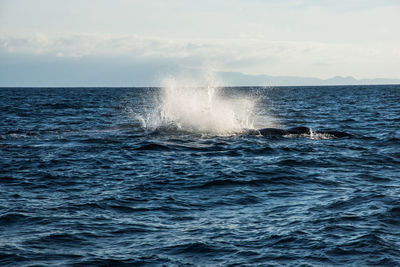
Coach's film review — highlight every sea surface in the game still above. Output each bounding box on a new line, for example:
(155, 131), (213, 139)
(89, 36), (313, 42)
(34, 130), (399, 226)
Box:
(1, 85), (400, 266)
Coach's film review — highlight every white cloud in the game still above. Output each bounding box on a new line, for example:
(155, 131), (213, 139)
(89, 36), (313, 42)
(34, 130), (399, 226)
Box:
(1, 1), (399, 86)
(1, 32), (400, 79)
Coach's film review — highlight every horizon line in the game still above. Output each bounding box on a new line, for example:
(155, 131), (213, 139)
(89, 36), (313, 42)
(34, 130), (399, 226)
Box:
(1, 83), (400, 89)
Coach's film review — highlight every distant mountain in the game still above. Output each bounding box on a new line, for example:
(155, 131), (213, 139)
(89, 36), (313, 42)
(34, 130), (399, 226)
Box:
(1, 52), (399, 87)
(217, 71), (400, 86)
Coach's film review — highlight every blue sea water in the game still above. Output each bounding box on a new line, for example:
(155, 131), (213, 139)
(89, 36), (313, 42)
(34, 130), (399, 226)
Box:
(1, 85), (400, 266)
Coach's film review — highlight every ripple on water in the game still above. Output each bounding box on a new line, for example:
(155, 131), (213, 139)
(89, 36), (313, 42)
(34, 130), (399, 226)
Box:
(1, 86), (400, 266)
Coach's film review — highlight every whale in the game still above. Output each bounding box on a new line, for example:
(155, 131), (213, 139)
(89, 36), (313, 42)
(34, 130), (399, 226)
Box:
(248, 127), (353, 138)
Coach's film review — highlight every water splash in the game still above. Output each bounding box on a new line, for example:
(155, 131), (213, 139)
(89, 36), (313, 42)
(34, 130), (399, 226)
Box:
(144, 75), (258, 135)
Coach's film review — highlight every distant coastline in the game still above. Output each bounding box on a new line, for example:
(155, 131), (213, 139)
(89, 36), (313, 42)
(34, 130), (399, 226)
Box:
(1, 68), (399, 88)
(218, 71), (400, 87)
(1, 50), (399, 87)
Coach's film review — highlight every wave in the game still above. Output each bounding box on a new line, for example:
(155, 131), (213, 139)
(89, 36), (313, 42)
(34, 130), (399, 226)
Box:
(134, 143), (171, 151)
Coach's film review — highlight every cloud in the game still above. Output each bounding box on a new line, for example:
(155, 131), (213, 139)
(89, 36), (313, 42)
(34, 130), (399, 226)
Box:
(1, 32), (400, 82)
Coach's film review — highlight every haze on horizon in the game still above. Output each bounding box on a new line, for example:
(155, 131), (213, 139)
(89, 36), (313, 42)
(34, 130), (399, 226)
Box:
(1, 0), (400, 87)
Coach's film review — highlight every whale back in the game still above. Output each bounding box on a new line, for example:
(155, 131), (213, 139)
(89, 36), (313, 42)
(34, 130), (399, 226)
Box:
(257, 126), (352, 138)
(258, 128), (286, 136)
(316, 130), (353, 138)
(286, 127), (312, 135)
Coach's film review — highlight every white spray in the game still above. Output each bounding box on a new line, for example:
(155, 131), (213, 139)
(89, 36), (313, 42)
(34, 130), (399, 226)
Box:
(144, 75), (258, 135)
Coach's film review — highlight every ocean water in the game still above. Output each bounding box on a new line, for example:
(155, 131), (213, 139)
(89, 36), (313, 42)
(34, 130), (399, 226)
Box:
(1, 85), (400, 266)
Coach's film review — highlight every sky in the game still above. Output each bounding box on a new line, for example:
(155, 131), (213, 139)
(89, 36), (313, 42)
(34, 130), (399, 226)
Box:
(1, 0), (400, 86)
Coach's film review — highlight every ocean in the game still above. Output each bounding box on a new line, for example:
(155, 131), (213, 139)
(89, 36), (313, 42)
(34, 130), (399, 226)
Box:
(1, 85), (400, 266)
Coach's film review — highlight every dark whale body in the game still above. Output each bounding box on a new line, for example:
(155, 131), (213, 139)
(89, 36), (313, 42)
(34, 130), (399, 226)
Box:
(254, 127), (352, 138)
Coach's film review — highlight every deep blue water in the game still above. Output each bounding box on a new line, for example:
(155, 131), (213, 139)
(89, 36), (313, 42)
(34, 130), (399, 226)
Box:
(1, 85), (400, 266)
